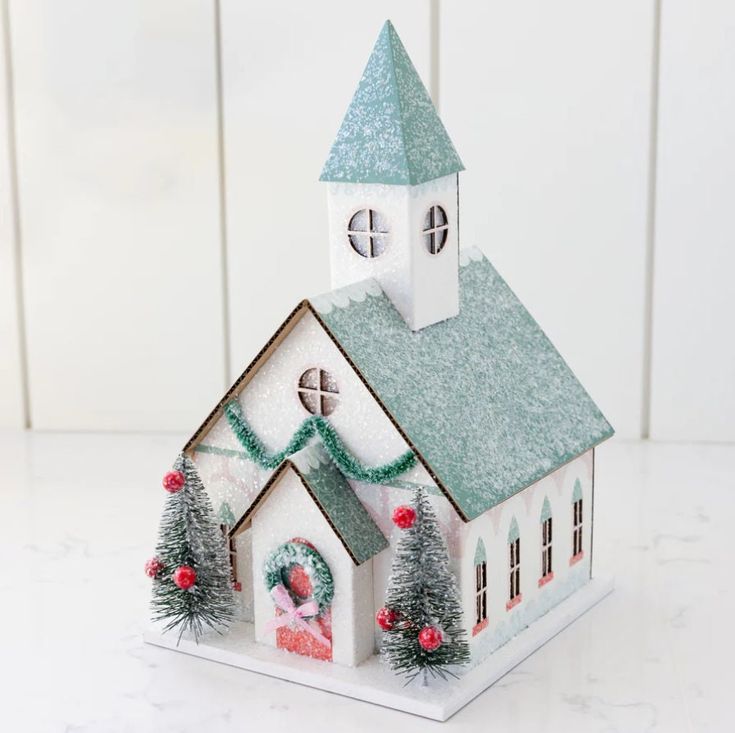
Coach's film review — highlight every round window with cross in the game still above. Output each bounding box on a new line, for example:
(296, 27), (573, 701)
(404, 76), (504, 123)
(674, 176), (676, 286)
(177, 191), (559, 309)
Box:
(422, 204), (449, 254)
(347, 208), (389, 258)
(297, 368), (339, 416)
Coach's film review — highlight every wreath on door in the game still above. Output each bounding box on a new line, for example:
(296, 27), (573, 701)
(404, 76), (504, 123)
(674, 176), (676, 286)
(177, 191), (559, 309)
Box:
(263, 540), (334, 617)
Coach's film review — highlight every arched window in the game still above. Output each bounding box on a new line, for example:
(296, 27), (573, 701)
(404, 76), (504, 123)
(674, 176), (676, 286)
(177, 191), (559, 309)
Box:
(506, 517), (522, 610)
(473, 538), (488, 635)
(570, 479), (584, 565)
(347, 209), (389, 258)
(298, 368), (339, 416)
(422, 204), (449, 254)
(539, 497), (553, 587)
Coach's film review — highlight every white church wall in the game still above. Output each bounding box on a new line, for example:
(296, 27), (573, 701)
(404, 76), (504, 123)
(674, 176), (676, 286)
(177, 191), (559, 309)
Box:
(251, 468), (374, 667)
(352, 558), (377, 664)
(232, 529), (254, 621)
(194, 449), (268, 520)
(407, 175), (460, 329)
(459, 449), (594, 664)
(327, 182), (413, 323)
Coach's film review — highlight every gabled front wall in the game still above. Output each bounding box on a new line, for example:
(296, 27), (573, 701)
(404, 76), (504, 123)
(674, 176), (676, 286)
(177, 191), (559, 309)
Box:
(193, 309), (435, 499)
(191, 309), (443, 620)
(459, 450), (594, 664)
(251, 468), (376, 667)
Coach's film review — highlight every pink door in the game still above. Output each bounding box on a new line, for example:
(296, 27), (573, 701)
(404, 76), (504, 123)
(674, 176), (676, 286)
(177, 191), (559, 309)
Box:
(275, 539), (332, 661)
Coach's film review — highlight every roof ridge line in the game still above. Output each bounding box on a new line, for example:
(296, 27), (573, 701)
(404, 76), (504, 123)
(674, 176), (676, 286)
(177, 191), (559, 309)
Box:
(384, 21), (413, 186)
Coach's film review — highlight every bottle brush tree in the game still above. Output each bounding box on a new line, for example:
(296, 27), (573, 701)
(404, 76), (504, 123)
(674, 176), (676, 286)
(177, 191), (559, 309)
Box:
(147, 453), (235, 642)
(377, 487), (470, 683)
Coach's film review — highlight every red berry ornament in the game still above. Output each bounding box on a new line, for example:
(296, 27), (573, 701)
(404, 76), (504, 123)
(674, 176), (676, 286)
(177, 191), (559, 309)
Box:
(418, 625), (443, 651)
(376, 606), (398, 631)
(162, 470), (185, 493)
(392, 505), (416, 529)
(172, 565), (197, 589)
(145, 557), (164, 578)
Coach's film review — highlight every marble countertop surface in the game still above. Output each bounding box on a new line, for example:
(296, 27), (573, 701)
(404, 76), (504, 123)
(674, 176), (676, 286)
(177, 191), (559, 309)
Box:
(0, 431), (731, 733)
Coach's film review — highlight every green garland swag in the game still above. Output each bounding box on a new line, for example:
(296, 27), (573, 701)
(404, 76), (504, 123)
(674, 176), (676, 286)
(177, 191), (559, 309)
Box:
(224, 400), (417, 484)
(264, 541), (334, 614)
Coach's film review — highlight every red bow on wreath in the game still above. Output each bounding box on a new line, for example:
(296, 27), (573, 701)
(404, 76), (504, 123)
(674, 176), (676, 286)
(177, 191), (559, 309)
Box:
(264, 583), (330, 647)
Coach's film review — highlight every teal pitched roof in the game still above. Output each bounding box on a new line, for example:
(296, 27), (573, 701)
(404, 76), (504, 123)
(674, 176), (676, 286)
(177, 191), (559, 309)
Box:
(236, 445), (388, 565)
(319, 20), (464, 186)
(291, 447), (388, 564)
(310, 248), (613, 521)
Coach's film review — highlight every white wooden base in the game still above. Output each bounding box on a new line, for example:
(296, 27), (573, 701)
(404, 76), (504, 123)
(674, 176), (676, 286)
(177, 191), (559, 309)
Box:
(144, 575), (614, 721)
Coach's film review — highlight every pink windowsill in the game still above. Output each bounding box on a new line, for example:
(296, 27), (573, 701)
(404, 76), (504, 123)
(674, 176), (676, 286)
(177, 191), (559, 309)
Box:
(538, 571), (554, 588)
(569, 551), (584, 567)
(505, 593), (522, 611)
(472, 618), (489, 636)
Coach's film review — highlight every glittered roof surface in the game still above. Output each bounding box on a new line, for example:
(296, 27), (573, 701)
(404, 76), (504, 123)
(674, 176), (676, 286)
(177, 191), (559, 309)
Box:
(289, 446), (388, 564)
(311, 248), (613, 520)
(319, 20), (464, 186)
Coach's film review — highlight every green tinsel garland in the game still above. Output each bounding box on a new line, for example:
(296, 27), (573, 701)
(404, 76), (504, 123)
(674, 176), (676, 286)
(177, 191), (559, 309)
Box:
(224, 400), (417, 484)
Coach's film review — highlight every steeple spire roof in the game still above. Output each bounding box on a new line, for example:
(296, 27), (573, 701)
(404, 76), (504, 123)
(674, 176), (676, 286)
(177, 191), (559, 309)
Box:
(319, 20), (464, 186)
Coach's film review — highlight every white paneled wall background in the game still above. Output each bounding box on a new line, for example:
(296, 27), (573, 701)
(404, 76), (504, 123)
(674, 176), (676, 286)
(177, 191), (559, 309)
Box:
(651, 1), (735, 442)
(0, 2), (26, 430)
(0, 1), (732, 442)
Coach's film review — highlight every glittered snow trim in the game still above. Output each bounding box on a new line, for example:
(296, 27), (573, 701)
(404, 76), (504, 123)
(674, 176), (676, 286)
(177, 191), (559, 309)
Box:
(310, 279), (382, 315)
(224, 401), (416, 484)
(290, 444), (330, 474)
(469, 561), (590, 667)
(459, 247), (483, 267)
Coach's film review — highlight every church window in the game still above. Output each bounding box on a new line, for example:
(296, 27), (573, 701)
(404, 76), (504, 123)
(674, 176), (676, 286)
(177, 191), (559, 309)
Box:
(572, 498), (583, 556)
(506, 517), (522, 610)
(298, 368), (339, 416)
(539, 497), (553, 586)
(473, 539), (487, 634)
(347, 208), (389, 258)
(570, 479), (584, 565)
(422, 204), (449, 254)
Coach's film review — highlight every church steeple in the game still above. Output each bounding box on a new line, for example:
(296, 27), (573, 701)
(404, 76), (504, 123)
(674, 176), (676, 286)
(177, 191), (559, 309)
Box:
(320, 20), (463, 186)
(320, 21), (464, 331)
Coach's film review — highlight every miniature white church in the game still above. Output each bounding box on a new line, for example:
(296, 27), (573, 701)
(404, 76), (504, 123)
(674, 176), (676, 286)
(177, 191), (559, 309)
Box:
(163, 20), (612, 682)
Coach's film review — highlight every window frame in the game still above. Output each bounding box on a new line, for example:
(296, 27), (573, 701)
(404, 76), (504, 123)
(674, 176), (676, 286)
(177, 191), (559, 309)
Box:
(421, 204), (450, 255)
(297, 367), (339, 416)
(572, 498), (583, 558)
(347, 208), (389, 258)
(508, 536), (521, 605)
(475, 560), (487, 626)
(539, 516), (554, 587)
